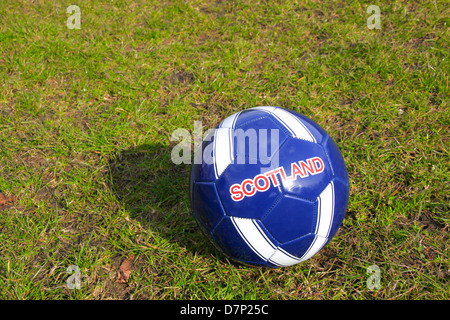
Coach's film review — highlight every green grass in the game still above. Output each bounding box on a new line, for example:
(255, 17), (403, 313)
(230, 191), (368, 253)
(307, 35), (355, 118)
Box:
(0, 0), (448, 299)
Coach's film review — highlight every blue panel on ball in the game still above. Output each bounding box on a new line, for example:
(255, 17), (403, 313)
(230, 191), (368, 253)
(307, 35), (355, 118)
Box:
(216, 157), (282, 220)
(322, 135), (349, 184)
(275, 137), (333, 201)
(280, 109), (328, 144)
(233, 109), (271, 128)
(234, 116), (288, 165)
(212, 216), (268, 265)
(192, 182), (225, 233)
(328, 178), (349, 239)
(262, 195), (316, 243)
(192, 135), (217, 183)
(278, 233), (316, 259)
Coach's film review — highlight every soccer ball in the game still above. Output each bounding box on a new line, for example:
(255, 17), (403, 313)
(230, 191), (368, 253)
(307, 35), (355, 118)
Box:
(190, 106), (349, 268)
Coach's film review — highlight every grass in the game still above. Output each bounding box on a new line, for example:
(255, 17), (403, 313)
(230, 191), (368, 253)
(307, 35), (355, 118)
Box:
(0, 0), (448, 299)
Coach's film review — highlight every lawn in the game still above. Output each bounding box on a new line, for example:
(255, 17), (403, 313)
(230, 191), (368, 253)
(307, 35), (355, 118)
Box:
(0, 0), (448, 300)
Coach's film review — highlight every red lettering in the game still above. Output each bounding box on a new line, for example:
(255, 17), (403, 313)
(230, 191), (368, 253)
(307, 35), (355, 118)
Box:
(230, 157), (325, 201)
(265, 168), (281, 187)
(291, 162), (304, 179)
(299, 159), (315, 177)
(254, 174), (270, 192)
(230, 184), (244, 201)
(279, 166), (291, 181)
(241, 179), (256, 197)
(311, 157), (324, 173)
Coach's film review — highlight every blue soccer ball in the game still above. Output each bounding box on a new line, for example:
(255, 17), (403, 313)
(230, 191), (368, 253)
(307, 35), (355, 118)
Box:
(190, 106), (349, 268)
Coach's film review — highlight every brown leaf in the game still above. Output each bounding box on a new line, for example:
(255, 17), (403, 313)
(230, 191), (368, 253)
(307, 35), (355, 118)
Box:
(0, 192), (16, 208)
(115, 256), (134, 283)
(0, 193), (6, 206)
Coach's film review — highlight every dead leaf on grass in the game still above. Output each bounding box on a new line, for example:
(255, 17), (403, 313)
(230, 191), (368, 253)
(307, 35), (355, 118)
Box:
(0, 192), (17, 209)
(116, 256), (134, 283)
